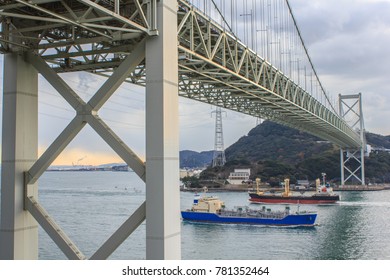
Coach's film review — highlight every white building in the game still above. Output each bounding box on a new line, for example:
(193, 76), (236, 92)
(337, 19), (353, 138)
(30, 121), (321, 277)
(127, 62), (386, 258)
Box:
(227, 168), (251, 185)
(180, 168), (204, 179)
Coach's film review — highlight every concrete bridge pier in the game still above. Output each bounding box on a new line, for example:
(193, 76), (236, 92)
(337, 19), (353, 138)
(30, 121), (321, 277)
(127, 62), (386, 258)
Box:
(145, 0), (181, 260)
(0, 52), (39, 259)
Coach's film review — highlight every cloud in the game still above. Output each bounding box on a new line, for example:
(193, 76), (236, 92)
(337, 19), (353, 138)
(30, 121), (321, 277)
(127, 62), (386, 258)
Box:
(290, 0), (390, 136)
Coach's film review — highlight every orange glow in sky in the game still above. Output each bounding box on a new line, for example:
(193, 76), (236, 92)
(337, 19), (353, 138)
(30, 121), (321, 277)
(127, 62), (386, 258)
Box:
(39, 146), (128, 166)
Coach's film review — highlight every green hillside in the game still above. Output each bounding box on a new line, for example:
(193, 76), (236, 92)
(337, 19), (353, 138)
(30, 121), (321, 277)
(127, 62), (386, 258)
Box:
(199, 121), (390, 184)
(180, 150), (214, 168)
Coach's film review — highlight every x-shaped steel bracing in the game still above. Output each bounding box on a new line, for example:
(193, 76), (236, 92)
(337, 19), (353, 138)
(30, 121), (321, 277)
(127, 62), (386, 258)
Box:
(23, 40), (147, 260)
(339, 93), (366, 185)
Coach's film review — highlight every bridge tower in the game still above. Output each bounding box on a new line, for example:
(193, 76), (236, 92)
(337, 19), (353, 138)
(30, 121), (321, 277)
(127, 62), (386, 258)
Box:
(0, 0), (180, 260)
(339, 93), (366, 185)
(212, 107), (226, 167)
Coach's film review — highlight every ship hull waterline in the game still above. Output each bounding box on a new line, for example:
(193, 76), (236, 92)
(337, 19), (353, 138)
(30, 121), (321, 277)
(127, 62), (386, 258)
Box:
(249, 193), (339, 205)
(181, 211), (317, 227)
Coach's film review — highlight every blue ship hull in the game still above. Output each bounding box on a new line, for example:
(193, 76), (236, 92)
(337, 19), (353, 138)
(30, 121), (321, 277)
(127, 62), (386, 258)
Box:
(181, 211), (317, 226)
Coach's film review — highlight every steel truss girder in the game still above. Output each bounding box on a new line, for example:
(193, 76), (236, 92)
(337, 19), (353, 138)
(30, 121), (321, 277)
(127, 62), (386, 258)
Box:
(176, 0), (361, 149)
(23, 40), (147, 259)
(1, 0), (361, 148)
(0, 0), (157, 64)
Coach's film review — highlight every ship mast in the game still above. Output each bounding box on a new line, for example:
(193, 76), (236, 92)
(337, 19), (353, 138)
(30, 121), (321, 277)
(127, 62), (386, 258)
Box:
(283, 178), (291, 197)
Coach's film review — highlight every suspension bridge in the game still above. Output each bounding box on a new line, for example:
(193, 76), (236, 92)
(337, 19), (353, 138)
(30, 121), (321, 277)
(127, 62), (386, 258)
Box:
(0, 0), (366, 259)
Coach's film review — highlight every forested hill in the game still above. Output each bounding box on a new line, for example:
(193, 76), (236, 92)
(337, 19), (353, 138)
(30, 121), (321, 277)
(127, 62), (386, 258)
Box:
(199, 121), (390, 183)
(366, 133), (390, 149)
(225, 121), (331, 165)
(180, 150), (214, 168)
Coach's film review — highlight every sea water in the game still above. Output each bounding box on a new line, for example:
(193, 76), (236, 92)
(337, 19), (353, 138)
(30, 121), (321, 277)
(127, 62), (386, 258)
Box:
(2, 171), (390, 259)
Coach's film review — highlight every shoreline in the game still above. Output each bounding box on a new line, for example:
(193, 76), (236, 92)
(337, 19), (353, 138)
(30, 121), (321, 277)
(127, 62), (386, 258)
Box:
(181, 184), (390, 192)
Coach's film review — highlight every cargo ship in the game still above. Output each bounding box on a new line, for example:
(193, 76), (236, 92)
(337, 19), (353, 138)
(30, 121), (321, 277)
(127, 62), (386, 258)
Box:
(181, 194), (317, 227)
(249, 175), (340, 205)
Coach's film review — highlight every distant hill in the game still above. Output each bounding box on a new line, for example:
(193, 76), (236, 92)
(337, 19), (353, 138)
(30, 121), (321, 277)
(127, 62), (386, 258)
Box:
(366, 133), (390, 149)
(180, 150), (214, 168)
(196, 121), (390, 184)
(225, 121), (333, 165)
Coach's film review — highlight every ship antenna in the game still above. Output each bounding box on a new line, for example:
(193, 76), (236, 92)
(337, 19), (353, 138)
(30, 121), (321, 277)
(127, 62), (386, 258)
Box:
(321, 173), (326, 186)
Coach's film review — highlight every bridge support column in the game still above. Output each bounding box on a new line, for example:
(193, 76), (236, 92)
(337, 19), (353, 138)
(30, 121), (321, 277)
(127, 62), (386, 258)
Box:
(0, 53), (38, 259)
(340, 149), (345, 184)
(145, 0), (181, 259)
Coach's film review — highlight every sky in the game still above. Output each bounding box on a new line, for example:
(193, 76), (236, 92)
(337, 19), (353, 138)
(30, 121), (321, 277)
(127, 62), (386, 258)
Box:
(289, 0), (390, 133)
(1, 0), (390, 166)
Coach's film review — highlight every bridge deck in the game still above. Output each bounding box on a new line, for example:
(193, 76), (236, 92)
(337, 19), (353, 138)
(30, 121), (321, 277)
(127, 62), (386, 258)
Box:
(0, 0), (361, 148)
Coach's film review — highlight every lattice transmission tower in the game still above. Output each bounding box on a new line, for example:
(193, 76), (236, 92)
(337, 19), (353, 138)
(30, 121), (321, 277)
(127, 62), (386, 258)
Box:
(212, 107), (226, 167)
